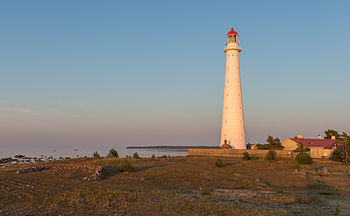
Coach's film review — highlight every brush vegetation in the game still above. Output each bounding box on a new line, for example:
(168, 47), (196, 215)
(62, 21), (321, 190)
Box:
(1, 156), (350, 215)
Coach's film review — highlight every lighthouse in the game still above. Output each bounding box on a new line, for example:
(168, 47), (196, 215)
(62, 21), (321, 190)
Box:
(220, 28), (246, 149)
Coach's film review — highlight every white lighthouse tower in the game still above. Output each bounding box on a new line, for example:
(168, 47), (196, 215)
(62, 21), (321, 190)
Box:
(220, 28), (246, 149)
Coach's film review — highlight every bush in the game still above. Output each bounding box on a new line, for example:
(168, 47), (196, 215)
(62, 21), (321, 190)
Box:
(201, 188), (210, 195)
(107, 148), (119, 158)
(242, 152), (251, 160)
(250, 155), (259, 160)
(132, 152), (140, 159)
(151, 154), (156, 160)
(291, 163), (300, 170)
(160, 155), (167, 159)
(265, 149), (276, 161)
(119, 159), (135, 172)
(296, 153), (313, 165)
(92, 151), (101, 159)
(215, 158), (225, 168)
(331, 148), (344, 162)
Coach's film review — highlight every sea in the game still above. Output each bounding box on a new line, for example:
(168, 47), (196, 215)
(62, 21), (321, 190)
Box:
(0, 144), (189, 160)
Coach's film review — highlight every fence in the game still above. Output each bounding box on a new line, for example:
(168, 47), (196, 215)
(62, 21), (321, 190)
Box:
(188, 149), (294, 158)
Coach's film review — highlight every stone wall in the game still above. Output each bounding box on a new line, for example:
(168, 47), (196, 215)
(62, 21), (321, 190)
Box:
(188, 149), (294, 158)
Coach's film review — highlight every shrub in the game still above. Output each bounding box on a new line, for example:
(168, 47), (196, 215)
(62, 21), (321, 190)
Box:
(250, 155), (259, 160)
(242, 152), (251, 160)
(92, 151), (101, 159)
(132, 152), (140, 159)
(119, 159), (135, 172)
(215, 158), (225, 168)
(201, 188), (210, 195)
(160, 155), (167, 159)
(319, 191), (332, 195)
(107, 148), (119, 158)
(291, 163), (300, 170)
(331, 148), (344, 162)
(151, 154), (156, 160)
(335, 202), (342, 216)
(296, 153), (313, 165)
(265, 149), (276, 161)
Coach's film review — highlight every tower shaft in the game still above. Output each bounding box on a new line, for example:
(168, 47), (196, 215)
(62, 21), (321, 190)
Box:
(220, 28), (246, 149)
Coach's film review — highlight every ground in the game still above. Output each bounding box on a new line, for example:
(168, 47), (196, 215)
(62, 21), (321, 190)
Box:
(1, 156), (350, 215)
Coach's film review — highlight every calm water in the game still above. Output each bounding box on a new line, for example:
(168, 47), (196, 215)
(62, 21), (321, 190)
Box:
(0, 145), (188, 159)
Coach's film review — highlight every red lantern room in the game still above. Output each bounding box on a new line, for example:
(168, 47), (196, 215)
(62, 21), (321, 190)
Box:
(226, 28), (238, 44)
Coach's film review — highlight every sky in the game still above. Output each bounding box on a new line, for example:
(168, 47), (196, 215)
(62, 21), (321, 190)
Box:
(1, 0), (350, 151)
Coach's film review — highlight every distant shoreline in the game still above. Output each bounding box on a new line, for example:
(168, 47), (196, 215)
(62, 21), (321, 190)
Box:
(126, 146), (219, 149)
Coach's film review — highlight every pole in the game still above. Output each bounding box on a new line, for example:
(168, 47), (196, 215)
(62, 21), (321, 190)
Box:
(346, 137), (349, 165)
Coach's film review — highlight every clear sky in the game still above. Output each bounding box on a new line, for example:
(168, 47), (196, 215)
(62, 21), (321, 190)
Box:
(1, 0), (349, 150)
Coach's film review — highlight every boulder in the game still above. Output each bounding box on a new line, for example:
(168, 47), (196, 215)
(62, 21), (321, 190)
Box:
(16, 165), (49, 174)
(0, 158), (13, 164)
(316, 166), (329, 176)
(83, 167), (105, 181)
(14, 155), (26, 159)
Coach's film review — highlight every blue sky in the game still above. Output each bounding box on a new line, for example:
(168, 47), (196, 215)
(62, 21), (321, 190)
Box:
(0, 0), (349, 149)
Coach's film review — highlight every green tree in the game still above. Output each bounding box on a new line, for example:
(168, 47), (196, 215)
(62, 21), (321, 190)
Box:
(266, 136), (274, 145)
(255, 144), (270, 150)
(295, 153), (313, 165)
(256, 136), (284, 150)
(293, 143), (312, 165)
(331, 148), (344, 162)
(340, 132), (350, 165)
(265, 149), (276, 161)
(107, 148), (119, 158)
(132, 152), (140, 159)
(324, 129), (341, 140)
(92, 151), (101, 159)
(293, 143), (310, 154)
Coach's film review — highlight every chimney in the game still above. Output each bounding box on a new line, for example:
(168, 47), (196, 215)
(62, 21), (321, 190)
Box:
(318, 135), (322, 139)
(297, 134), (303, 139)
(331, 136), (336, 140)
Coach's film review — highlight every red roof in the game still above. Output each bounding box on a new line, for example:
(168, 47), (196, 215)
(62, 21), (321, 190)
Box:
(220, 143), (232, 149)
(227, 28), (238, 35)
(290, 138), (341, 149)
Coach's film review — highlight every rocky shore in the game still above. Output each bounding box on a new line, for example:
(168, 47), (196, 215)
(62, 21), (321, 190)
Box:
(0, 155), (72, 166)
(15, 163), (106, 181)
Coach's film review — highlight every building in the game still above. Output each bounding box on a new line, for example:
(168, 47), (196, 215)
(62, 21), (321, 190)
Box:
(220, 28), (246, 149)
(281, 134), (343, 158)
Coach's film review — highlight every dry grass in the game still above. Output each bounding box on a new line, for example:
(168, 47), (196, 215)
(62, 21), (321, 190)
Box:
(0, 156), (350, 215)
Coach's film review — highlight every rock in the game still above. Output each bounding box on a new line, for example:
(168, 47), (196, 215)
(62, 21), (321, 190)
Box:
(0, 157), (13, 164)
(316, 166), (329, 176)
(16, 165), (50, 174)
(14, 155), (26, 159)
(83, 167), (105, 181)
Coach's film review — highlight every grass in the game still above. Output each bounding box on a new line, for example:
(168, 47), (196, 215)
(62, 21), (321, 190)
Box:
(319, 191), (332, 195)
(0, 156), (349, 215)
